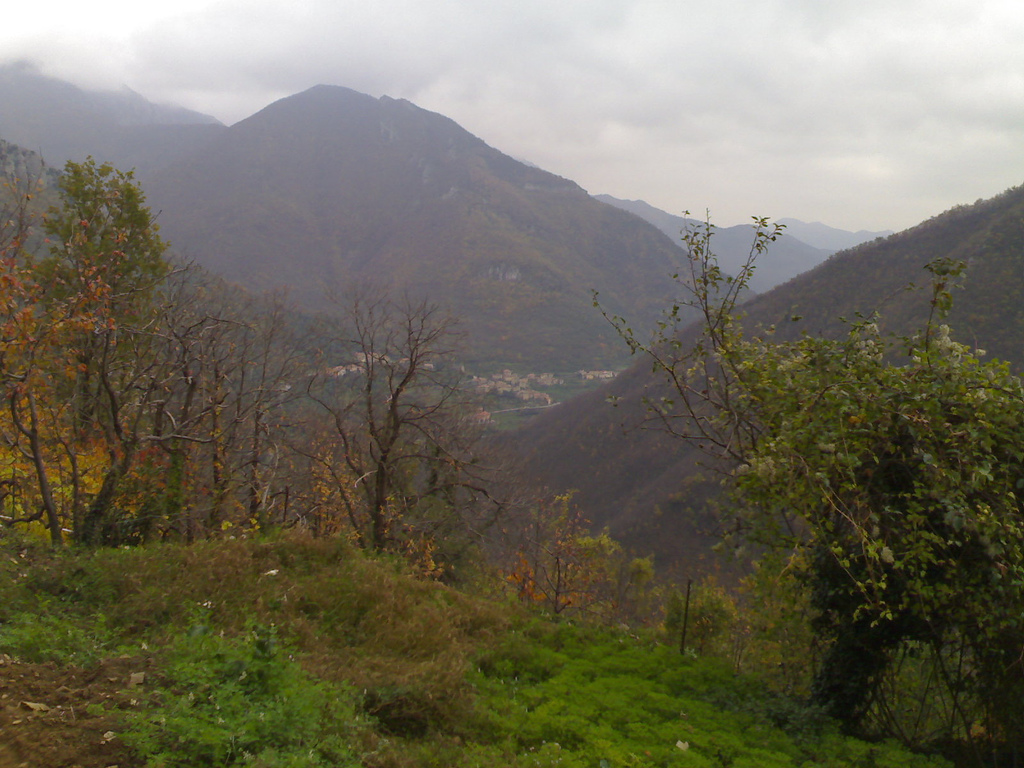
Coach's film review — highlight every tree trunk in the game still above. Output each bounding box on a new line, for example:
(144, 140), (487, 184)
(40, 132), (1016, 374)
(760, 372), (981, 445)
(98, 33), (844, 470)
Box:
(21, 393), (63, 546)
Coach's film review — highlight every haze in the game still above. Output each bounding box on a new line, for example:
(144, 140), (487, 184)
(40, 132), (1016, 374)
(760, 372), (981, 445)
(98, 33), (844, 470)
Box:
(3, 0), (1023, 232)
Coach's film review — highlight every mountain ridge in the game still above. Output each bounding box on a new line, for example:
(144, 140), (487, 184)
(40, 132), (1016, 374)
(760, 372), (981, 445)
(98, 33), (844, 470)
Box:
(0, 61), (225, 173)
(776, 217), (893, 251)
(594, 194), (837, 293)
(140, 84), (696, 369)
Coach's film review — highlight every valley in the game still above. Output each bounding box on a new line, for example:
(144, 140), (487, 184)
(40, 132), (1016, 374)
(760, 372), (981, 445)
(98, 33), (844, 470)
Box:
(3, 61), (1024, 766)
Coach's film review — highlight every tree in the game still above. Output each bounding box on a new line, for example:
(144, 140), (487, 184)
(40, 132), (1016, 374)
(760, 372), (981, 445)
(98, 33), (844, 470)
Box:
(25, 159), (173, 544)
(0, 159), (270, 546)
(0, 153), (69, 544)
(0, 159), (318, 547)
(505, 492), (655, 621)
(608, 215), (1024, 759)
(301, 287), (500, 570)
(110, 274), (301, 542)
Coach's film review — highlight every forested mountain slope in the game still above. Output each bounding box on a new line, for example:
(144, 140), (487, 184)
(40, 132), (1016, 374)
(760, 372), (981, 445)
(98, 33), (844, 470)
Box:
(506, 183), (1024, 567)
(142, 85), (696, 370)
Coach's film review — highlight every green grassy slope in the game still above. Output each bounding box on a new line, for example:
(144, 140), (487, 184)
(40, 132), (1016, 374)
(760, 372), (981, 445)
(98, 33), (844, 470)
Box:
(0, 533), (949, 767)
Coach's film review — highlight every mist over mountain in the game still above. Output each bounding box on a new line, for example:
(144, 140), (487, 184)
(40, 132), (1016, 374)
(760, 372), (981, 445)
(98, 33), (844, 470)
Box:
(0, 61), (225, 173)
(507, 183), (1024, 567)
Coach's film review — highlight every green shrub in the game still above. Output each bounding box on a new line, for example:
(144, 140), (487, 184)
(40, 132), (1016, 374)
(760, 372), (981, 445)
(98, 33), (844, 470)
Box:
(0, 607), (114, 664)
(122, 623), (365, 767)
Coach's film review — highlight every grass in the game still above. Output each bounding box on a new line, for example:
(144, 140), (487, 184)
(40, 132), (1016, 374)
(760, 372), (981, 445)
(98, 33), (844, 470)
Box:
(122, 623), (365, 767)
(0, 530), (952, 767)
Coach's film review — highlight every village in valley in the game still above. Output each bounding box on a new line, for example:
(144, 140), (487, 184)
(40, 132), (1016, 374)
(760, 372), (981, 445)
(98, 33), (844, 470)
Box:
(325, 355), (620, 427)
(468, 368), (619, 425)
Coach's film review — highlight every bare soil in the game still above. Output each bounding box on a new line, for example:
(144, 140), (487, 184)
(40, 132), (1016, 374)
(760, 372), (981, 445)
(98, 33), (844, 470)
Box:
(0, 654), (148, 768)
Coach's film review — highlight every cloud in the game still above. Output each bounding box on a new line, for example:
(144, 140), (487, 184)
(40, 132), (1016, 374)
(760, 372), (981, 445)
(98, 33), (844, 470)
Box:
(2, 0), (1023, 230)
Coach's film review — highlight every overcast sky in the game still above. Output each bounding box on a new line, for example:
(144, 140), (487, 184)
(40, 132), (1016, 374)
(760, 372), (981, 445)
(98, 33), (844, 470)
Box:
(3, 0), (1023, 232)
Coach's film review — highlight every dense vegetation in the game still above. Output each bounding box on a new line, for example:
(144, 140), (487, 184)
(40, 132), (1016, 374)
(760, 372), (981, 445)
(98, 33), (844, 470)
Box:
(0, 157), (507, 570)
(605, 216), (1024, 764)
(4, 153), (1024, 767)
(512, 183), (1024, 566)
(0, 532), (952, 767)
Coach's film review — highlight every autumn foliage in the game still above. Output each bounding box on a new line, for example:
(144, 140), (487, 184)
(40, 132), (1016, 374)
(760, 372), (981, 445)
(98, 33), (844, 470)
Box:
(0, 159), (502, 573)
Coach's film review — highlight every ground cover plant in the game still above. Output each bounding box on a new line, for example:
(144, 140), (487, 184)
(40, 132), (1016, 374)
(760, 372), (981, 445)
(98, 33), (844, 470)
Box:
(121, 624), (365, 767)
(0, 531), (952, 768)
(466, 622), (950, 767)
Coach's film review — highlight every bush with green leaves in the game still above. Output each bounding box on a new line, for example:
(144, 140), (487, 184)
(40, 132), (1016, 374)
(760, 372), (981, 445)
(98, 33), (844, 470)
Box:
(732, 313), (1024, 736)
(122, 623), (365, 767)
(607, 213), (1024, 756)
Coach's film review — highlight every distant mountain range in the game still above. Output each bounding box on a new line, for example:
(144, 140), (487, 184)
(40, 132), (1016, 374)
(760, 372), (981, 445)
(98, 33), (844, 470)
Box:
(0, 63), (883, 372)
(596, 196), (893, 292)
(599, 195), (843, 293)
(776, 218), (893, 251)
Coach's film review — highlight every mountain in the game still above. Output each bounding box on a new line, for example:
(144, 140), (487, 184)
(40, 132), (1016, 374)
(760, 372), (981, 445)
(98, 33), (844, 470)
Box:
(0, 71), (709, 372)
(506, 183), (1024, 567)
(140, 85), (697, 370)
(595, 195), (834, 292)
(0, 61), (225, 173)
(776, 218), (893, 252)
(2, 70), (707, 371)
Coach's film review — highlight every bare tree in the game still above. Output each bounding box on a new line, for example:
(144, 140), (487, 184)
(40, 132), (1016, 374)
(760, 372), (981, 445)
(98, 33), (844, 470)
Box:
(300, 287), (500, 568)
(156, 277), (302, 539)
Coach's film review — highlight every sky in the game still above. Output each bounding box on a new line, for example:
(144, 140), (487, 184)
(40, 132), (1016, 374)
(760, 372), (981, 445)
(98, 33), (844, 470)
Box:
(3, 0), (1023, 232)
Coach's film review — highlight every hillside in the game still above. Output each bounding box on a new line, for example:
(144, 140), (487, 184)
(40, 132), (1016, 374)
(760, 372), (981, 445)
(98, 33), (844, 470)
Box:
(595, 194), (835, 292)
(0, 533), (951, 768)
(0, 62), (225, 174)
(505, 183), (1024, 567)
(140, 85), (696, 370)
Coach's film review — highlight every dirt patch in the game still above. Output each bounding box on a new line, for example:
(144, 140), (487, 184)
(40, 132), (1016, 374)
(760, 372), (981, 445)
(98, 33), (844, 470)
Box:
(0, 654), (149, 768)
